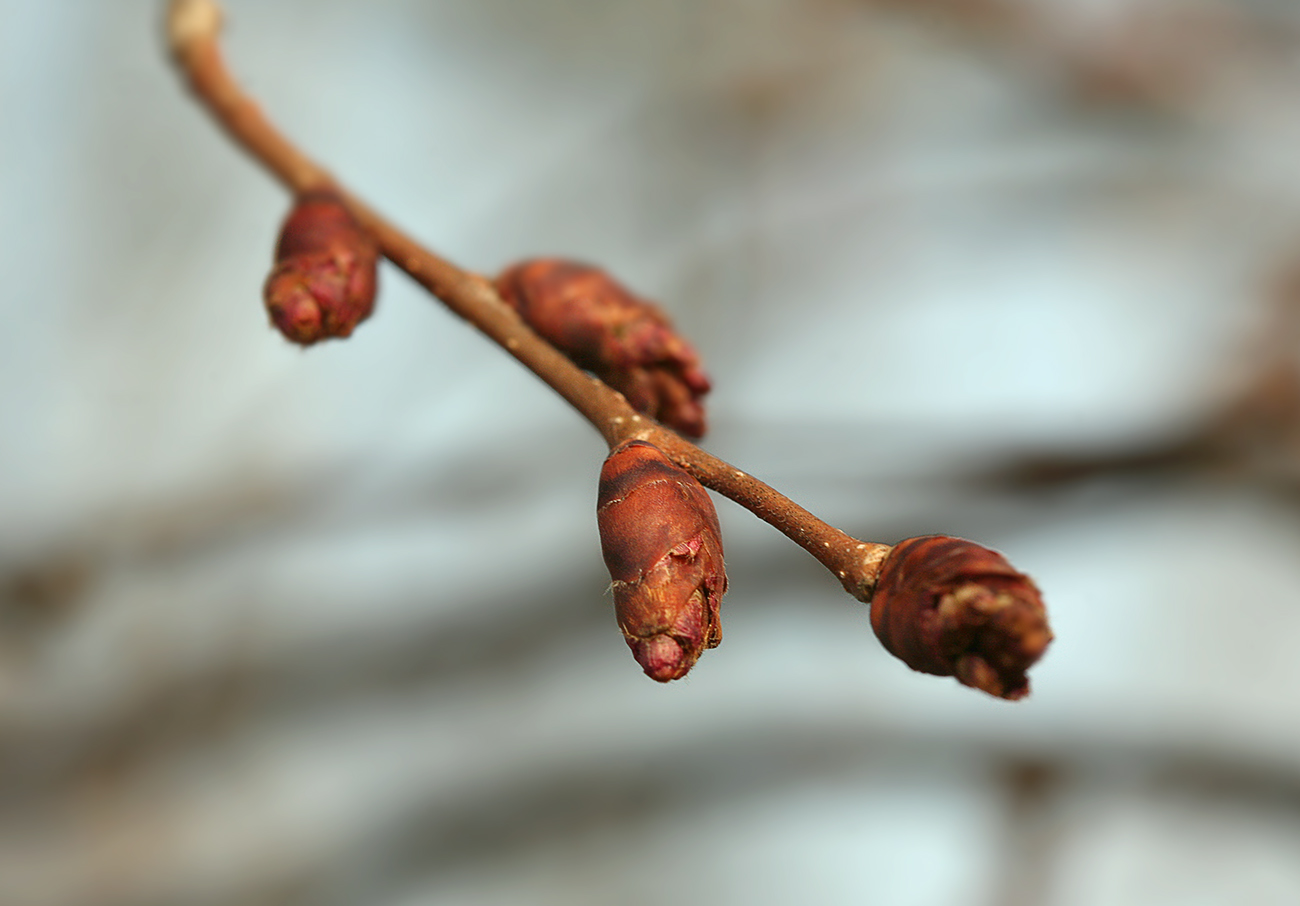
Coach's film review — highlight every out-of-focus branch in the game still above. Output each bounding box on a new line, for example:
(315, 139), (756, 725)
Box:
(864, 0), (1270, 109)
(989, 257), (1300, 491)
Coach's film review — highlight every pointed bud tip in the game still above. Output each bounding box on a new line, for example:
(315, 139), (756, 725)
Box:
(630, 634), (693, 682)
(264, 279), (324, 344)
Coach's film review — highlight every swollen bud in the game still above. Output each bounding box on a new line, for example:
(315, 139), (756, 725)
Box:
(597, 441), (727, 682)
(870, 536), (1052, 700)
(496, 259), (712, 438)
(263, 191), (378, 345)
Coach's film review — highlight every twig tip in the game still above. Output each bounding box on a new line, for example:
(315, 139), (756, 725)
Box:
(167, 0), (223, 61)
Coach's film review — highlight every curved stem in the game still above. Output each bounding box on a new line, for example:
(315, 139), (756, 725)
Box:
(166, 0), (891, 599)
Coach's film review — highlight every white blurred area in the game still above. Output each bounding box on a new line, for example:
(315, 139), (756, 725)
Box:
(3, 1), (1300, 904)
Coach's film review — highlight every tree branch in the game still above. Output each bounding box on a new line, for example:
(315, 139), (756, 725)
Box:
(165, 0), (893, 600)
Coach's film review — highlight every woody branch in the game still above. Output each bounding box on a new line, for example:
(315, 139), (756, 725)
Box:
(165, 0), (890, 597)
(166, 0), (1051, 697)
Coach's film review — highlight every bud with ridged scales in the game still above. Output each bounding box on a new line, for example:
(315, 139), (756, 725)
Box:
(496, 259), (711, 438)
(870, 535), (1052, 700)
(263, 190), (378, 345)
(597, 440), (727, 681)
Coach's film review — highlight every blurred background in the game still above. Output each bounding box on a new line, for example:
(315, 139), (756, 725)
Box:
(3, 0), (1300, 904)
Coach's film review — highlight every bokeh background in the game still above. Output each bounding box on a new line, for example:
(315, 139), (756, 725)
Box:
(3, 1), (1300, 904)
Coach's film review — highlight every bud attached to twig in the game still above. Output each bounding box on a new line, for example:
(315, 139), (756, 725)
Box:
(263, 191), (379, 344)
(597, 440), (726, 681)
(496, 259), (712, 438)
(870, 536), (1052, 700)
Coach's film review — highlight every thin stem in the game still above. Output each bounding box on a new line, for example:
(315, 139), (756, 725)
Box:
(166, 0), (891, 599)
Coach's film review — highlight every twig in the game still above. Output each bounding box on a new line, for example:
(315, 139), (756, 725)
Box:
(165, 0), (892, 600)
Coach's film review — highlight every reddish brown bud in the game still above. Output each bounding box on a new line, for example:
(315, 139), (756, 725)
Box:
(496, 259), (712, 438)
(263, 191), (378, 345)
(870, 536), (1052, 700)
(597, 440), (727, 682)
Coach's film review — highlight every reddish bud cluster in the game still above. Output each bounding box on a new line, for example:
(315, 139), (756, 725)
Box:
(597, 441), (727, 682)
(496, 259), (712, 438)
(263, 191), (379, 344)
(870, 536), (1052, 700)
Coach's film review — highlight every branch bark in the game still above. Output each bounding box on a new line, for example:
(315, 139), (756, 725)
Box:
(165, 0), (893, 600)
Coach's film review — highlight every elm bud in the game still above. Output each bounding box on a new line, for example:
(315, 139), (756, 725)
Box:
(870, 536), (1052, 700)
(597, 440), (727, 682)
(496, 259), (712, 438)
(263, 191), (378, 345)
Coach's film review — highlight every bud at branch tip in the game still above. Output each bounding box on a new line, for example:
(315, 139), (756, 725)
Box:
(870, 535), (1052, 700)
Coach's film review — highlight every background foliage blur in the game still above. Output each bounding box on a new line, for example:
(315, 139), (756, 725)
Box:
(3, 1), (1300, 904)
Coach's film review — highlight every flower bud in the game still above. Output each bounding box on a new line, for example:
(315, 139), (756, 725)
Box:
(263, 191), (378, 345)
(597, 440), (727, 681)
(870, 536), (1052, 700)
(496, 259), (712, 438)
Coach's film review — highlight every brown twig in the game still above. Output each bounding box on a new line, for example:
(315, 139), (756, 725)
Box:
(165, 0), (892, 600)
